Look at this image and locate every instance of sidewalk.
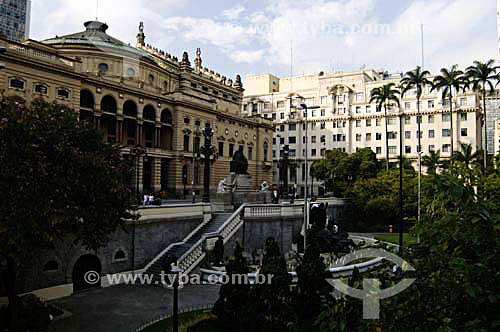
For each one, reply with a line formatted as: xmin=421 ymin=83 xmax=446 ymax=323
xmin=49 ymin=283 xmax=220 ymax=332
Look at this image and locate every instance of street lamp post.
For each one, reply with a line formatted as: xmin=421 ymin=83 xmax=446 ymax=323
xmin=192 ymin=125 xmax=201 ymax=204
xmin=282 ymin=145 xmax=290 ymax=199
xmin=170 ymin=265 xmax=181 ymax=332
xmin=398 ymin=111 xmax=404 ymax=253
xmin=0 ymin=46 xmax=6 ymax=70
xmin=201 ymin=123 xmax=215 ymax=203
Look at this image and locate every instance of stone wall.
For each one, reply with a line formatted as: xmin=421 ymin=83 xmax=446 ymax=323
xmin=13 ymin=205 xmax=208 ymax=294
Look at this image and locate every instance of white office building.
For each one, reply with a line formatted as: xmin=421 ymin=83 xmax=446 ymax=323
xmin=243 ymin=70 xmax=482 ymax=196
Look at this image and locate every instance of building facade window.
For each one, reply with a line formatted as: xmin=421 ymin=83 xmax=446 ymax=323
xmin=34 ymin=83 xmax=48 ymax=95
xmin=57 ymin=88 xmax=70 ymax=99
xmin=98 ymin=63 xmax=109 ymax=73
xmin=218 ymin=142 xmax=224 ymax=157
xmin=461 ymin=128 xmax=468 ymax=137
xmin=183 ymin=135 xmax=190 ymax=152
xmin=429 ymin=130 xmax=435 ymax=138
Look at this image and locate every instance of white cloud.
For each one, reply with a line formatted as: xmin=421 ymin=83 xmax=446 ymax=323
xmin=28 ymin=0 xmax=497 ymax=76
xmin=222 ymin=5 xmax=246 ymax=20
xmin=228 ymin=50 xmax=265 ymax=63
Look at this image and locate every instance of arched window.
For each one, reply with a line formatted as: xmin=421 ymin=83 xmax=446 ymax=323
xmin=33 ymin=83 xmax=48 ymax=95
xmin=143 ymin=105 xmax=156 ymax=121
xmin=126 ymin=68 xmax=136 ymax=77
xmin=114 ymin=250 xmax=126 ymax=261
xmin=161 ymin=109 xmax=172 ymax=125
xmin=101 ymin=95 xmax=117 ymax=113
xmin=43 ymin=260 xmax=59 ymax=272
xmin=80 ymin=89 xmax=95 ymax=109
xmin=263 ymin=141 xmax=269 ymax=162
xmin=9 ymin=78 xmax=25 ymax=90
xmin=98 ymin=63 xmax=109 ymax=73
xmin=123 ymin=100 xmax=138 ymax=118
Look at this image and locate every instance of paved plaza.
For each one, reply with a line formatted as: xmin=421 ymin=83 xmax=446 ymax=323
xmin=49 ymin=284 xmax=220 ymax=332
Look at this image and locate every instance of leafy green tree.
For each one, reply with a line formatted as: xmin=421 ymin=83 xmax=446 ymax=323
xmin=311 ymin=148 xmax=381 ymax=197
xmin=466 ymin=60 xmax=498 ymax=169
xmin=0 ymin=99 xmax=133 ymax=329
xmin=292 ymin=227 xmax=332 ymax=332
xmin=213 ymin=242 xmax=250 ymax=332
xmin=346 ymin=170 xmax=419 ymax=231
xmin=369 ymin=83 xmax=401 ymax=171
xmin=320 ymin=171 xmax=500 ymax=331
xmin=451 ymin=143 xmax=482 ymax=181
xmin=422 ymin=150 xmax=442 ymax=175
xmin=431 ymin=65 xmax=469 ymax=154
xmin=248 ymin=237 xmax=293 ymax=332
xmin=401 ymin=66 xmax=432 ymax=164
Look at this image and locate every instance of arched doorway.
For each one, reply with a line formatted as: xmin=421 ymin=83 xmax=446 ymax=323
xmin=123 ymin=100 xmax=138 ymax=146
xmin=143 ymin=105 xmax=156 ymax=148
xmin=72 ymin=254 xmax=102 ymax=293
xmin=160 ymin=109 xmax=173 ymax=150
xmin=80 ymin=89 xmax=95 ymax=124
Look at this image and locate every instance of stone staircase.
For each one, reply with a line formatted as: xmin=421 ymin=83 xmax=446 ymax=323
xmin=144 ymin=209 xmax=243 ymax=285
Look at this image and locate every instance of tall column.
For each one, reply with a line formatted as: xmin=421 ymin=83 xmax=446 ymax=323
xmin=94 ymin=114 xmax=101 ymax=131
xmin=155 ymin=125 xmax=161 ymax=148
xmin=153 ymin=157 xmax=162 ymax=193
xmin=116 ymin=118 xmax=123 ymax=144
xmin=137 ymin=122 xmax=143 ymax=146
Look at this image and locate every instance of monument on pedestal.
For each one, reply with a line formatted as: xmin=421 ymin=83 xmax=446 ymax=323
xmin=220 ymin=146 xmax=271 ymax=207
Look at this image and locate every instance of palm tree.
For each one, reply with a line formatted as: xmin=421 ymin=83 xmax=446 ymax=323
xmin=401 ymin=66 xmax=432 ymax=224
xmin=431 ymin=65 xmax=469 ymax=155
xmin=422 ymin=150 xmax=441 ymax=175
xmin=370 ymin=83 xmax=401 ymax=171
xmin=466 ymin=60 xmax=498 ymax=169
xmin=452 ymin=143 xmax=483 ymax=179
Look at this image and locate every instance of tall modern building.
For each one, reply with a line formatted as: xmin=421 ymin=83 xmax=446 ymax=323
xmin=243 ymin=71 xmax=482 ymax=195
xmin=0 ymin=0 xmax=31 ymax=41
xmin=498 ymin=0 xmax=500 ymax=60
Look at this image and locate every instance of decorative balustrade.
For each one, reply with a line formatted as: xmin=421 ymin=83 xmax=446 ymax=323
xmin=177 ymin=204 xmax=246 ymax=274
xmin=9 ymin=45 xmax=74 ymax=67
xmin=243 ymin=204 xmax=304 ymax=219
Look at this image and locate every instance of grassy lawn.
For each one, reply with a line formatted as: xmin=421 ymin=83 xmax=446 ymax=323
xmin=375 ymin=233 xmax=417 ymax=246
xmin=142 ymin=309 xmax=214 ymax=332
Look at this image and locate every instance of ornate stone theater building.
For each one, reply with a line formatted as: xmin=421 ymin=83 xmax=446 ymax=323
xmin=0 ymin=20 xmax=273 ymax=197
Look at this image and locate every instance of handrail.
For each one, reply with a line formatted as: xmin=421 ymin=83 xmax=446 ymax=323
xmin=142 ymin=206 xmax=212 ymax=273
xmin=177 ymin=204 xmax=246 ymax=273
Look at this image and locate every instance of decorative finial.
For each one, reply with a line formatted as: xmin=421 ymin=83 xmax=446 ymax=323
xmin=233 ymin=74 xmax=243 ymax=91
xmin=137 ymin=21 xmax=145 ymax=48
xmin=194 ymin=48 xmax=202 ymax=71
xmin=180 ymin=51 xmax=192 ymax=71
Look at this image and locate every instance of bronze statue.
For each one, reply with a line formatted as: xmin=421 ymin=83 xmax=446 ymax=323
xmin=230 ymin=146 xmax=248 ymax=175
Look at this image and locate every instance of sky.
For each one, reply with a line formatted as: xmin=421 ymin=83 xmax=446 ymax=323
xmin=30 ymin=0 xmax=499 ymax=80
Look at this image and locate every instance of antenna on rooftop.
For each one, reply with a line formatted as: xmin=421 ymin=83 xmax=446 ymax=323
xmin=420 ymin=23 xmax=425 ymax=69
xmin=96 ymin=0 xmax=99 ymax=20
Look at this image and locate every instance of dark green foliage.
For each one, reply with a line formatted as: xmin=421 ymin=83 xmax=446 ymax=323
xmin=0 ymin=98 xmax=134 ymax=329
xmin=213 ymin=242 xmax=250 ymax=332
xmin=247 ymin=238 xmax=293 ymax=332
xmin=310 ymin=148 xmax=382 ymax=197
xmin=291 ymin=227 xmax=333 ymax=332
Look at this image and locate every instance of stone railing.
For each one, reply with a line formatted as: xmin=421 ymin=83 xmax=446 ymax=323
xmin=8 ymin=44 xmax=74 ymax=68
xmin=137 ymin=203 xmax=212 ymax=223
xmin=177 ymin=204 xmax=246 ymax=274
xmin=243 ymin=204 xmax=304 ymax=219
